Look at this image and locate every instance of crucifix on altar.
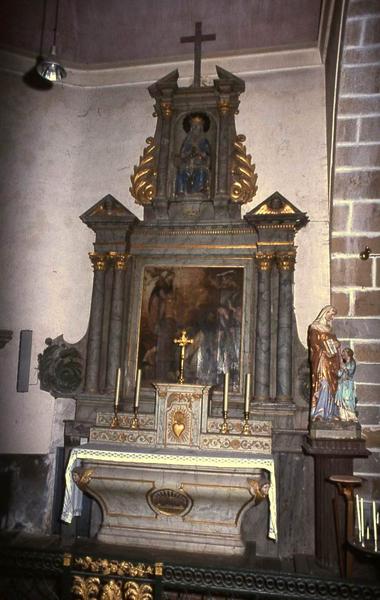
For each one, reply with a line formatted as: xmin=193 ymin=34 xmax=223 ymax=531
xmin=181 ymin=22 xmax=216 ymax=86
xmin=174 ymin=330 xmax=194 ymax=384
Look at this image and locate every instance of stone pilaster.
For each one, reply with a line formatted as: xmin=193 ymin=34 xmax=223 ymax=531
xmin=253 ymin=253 xmax=273 ymax=402
xmin=216 ymin=98 xmax=232 ymax=199
xmin=275 ymin=252 xmax=296 ymax=402
xmin=106 ymin=252 xmax=128 ymax=392
xmin=85 ymin=252 xmax=108 ymax=393
xmin=156 ymin=98 xmax=173 ymax=202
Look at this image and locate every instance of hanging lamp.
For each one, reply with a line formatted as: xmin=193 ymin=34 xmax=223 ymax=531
xmin=37 ymin=0 xmax=66 ymax=82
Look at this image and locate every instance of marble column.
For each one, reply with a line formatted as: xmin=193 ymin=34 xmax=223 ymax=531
xmin=85 ymin=252 xmax=107 ymax=393
xmin=254 ymin=253 xmax=273 ymax=402
xmin=106 ymin=253 xmax=128 ymax=392
xmin=276 ymin=253 xmax=296 ymax=402
xmin=156 ymin=99 xmax=172 ymax=200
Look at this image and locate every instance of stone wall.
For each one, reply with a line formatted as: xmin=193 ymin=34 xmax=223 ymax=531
xmin=331 ymin=0 xmax=380 ymax=495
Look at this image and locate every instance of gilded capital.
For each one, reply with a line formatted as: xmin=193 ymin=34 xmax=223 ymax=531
xmin=255 ymin=252 xmax=274 ymax=271
xmin=89 ymin=252 xmax=107 ymax=271
xmin=276 ymin=253 xmax=296 ymax=271
xmin=108 ymin=252 xmax=129 ymax=270
xmin=217 ymin=99 xmax=231 ymax=116
xmin=160 ymin=100 xmax=173 ymax=119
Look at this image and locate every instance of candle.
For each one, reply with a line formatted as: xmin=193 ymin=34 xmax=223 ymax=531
xmin=223 ymin=372 xmax=229 ymax=412
xmin=244 ymin=373 xmax=251 ymax=414
xmin=134 ymin=368 xmax=142 ymax=409
xmin=114 ymin=368 xmax=121 ymax=409
xmin=373 ymin=501 xmax=377 ymax=550
xmin=356 ymin=495 xmax=362 ymax=542
xmin=366 ymin=524 xmax=370 ymax=541
xmin=360 ymin=497 xmax=365 ymax=543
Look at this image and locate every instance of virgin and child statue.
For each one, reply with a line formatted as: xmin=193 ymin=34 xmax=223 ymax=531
xmin=175 ymin=114 xmax=210 ymax=196
xmin=308 ymin=305 xmax=358 ymax=424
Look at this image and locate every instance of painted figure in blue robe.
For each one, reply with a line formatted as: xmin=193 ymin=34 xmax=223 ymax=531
xmin=335 ymin=347 xmax=358 ymax=422
xmin=176 ymin=115 xmax=210 ymax=195
xmin=309 ymin=305 xmax=341 ymax=421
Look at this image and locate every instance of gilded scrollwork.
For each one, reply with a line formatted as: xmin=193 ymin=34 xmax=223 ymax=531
xmin=130 ymin=137 xmax=158 ymax=206
xmin=231 ymin=134 xmax=258 ymax=204
xmin=73 ymin=469 xmax=93 ymax=491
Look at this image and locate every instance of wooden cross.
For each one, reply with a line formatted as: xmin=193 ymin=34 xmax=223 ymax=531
xmin=181 ymin=22 xmax=216 ymax=87
xmin=173 ymin=330 xmax=194 ymax=384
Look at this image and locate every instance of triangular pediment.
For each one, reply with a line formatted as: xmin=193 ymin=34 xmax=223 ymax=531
xmin=249 ymin=192 xmax=304 ymax=216
xmin=80 ymin=195 xmax=137 ymax=224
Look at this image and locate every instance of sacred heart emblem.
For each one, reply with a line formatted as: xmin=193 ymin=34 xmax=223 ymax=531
xmin=173 ymin=422 xmax=185 ymax=438
xmin=172 ymin=410 xmax=186 ymax=438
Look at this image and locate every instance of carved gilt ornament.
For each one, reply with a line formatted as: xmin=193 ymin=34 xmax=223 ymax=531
xmin=130 ymin=137 xmax=158 ymax=206
xmin=231 ymin=135 xmax=258 ymax=204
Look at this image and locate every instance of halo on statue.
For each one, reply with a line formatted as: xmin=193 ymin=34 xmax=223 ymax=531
xmin=183 ymin=112 xmax=210 ymax=133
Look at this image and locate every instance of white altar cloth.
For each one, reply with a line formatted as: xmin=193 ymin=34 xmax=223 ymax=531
xmin=61 ymin=444 xmax=277 ymax=540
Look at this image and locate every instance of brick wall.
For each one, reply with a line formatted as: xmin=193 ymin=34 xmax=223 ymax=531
xmin=331 ymin=0 xmax=380 ymax=494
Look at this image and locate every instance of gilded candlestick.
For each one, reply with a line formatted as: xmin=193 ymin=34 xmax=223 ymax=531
xmin=130 ymin=407 xmax=140 ymax=429
xmin=219 ymin=410 xmax=231 ymax=434
xmin=242 ymin=411 xmax=251 ymax=435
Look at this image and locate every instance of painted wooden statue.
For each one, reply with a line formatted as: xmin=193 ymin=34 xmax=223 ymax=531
xmin=308 ymin=305 xmax=357 ymax=423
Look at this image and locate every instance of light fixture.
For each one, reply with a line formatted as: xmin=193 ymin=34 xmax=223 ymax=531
xmin=37 ymin=0 xmax=66 ymax=82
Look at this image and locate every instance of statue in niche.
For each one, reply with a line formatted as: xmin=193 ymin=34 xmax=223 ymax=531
xmin=336 ymin=347 xmax=358 ymax=422
xmin=309 ymin=305 xmax=341 ymax=422
xmin=175 ymin=113 xmax=210 ymax=196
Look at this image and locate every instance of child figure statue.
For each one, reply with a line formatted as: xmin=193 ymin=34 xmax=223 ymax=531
xmin=335 ymin=347 xmax=358 ymax=422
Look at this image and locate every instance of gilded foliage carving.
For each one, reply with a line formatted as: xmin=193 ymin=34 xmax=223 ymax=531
xmin=72 ymin=576 xmax=101 ymax=599
xmin=101 ymin=580 xmax=122 ymax=600
xmin=230 ymin=134 xmax=258 ymax=204
xmin=124 ymin=581 xmax=153 ymax=600
xmin=130 ymin=137 xmax=157 ymax=206
xmin=71 ymin=577 xmax=153 ymax=600
xmin=74 ymin=557 xmax=154 ymax=578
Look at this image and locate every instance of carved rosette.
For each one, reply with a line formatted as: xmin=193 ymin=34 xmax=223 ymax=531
xmin=276 ymin=252 xmax=296 ymax=271
xmin=89 ymin=252 xmax=107 ymax=271
xmin=230 ymin=134 xmax=258 ymax=204
xmin=254 ymin=252 xmax=274 ymax=271
xmin=129 ymin=137 xmax=158 ymax=206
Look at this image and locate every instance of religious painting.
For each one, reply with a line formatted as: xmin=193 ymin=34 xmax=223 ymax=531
xmin=137 ymin=266 xmax=244 ymax=390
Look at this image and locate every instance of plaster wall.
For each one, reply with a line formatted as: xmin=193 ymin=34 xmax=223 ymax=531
xmin=0 ymin=56 xmax=329 ymax=456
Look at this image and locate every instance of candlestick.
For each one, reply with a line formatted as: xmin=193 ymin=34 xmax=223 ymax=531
xmin=114 ymin=367 xmax=121 ymax=409
xmin=373 ymin=501 xmax=377 ymax=551
xmin=219 ymin=410 xmax=231 ymax=434
xmin=134 ymin=368 xmax=141 ymax=409
xmin=360 ymin=498 xmax=365 ymax=545
xmin=223 ymin=372 xmax=229 ymax=412
xmin=356 ymin=495 xmax=362 ymax=542
xmin=244 ymin=373 xmax=251 ymax=414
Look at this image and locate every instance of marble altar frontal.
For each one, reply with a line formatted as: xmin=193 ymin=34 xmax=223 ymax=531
xmin=41 ymin=26 xmax=311 ymax=558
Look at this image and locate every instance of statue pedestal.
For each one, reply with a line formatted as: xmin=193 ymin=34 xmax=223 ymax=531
xmin=303 ymin=435 xmax=369 ymax=571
